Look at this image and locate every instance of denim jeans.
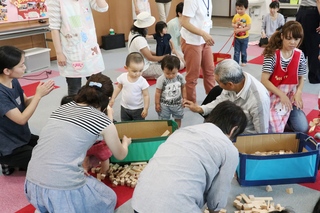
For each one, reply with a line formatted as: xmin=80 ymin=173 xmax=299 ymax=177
xmin=286 ymin=105 xmax=309 ymax=133
xmin=233 ymin=37 xmax=249 ymax=64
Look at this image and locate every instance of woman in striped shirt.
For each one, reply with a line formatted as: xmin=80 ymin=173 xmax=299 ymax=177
xmin=261 ymin=21 xmax=308 ymax=133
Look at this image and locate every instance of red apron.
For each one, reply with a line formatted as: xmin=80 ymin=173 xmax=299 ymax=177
xmin=269 ymin=49 xmax=301 ymax=132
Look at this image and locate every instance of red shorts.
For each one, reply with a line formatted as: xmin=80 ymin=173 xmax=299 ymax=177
xmin=86 ymin=140 xmax=112 ymax=161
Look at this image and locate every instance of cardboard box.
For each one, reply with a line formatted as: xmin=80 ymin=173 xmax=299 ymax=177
xmin=234 ymin=133 xmax=319 ymax=186
xmin=110 ymin=120 xmax=178 ymax=163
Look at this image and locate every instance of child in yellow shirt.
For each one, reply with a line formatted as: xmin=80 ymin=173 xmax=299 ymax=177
xmin=232 ymin=0 xmax=251 ymax=66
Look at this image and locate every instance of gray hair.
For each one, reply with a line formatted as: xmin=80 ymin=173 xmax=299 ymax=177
xmin=214 ymin=59 xmax=244 ymax=84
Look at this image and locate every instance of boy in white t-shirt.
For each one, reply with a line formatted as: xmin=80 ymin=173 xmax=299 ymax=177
xmin=109 ymin=52 xmax=150 ymax=121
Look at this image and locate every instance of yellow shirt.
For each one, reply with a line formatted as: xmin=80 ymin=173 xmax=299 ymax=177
xmin=232 ymin=13 xmax=252 ymax=39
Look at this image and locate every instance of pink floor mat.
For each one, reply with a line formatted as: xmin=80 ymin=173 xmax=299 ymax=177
xmin=18 ymin=70 xmax=60 ymax=87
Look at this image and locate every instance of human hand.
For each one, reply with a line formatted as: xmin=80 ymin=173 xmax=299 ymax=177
xmin=35 ymin=80 xmax=55 ymax=98
xmin=122 ymin=135 xmax=132 ymax=146
xmin=183 ymin=100 xmax=201 ymax=113
xmin=316 ymin=25 xmax=320 ymax=34
xmin=261 ymin=32 xmax=266 ymax=38
xmin=141 ymin=108 xmax=148 ymax=118
xmin=57 ymin=52 xmax=67 ymax=67
xmin=155 ymin=103 xmax=161 ymax=112
xmin=279 ymin=94 xmax=293 ymax=111
xmin=202 ymin=31 xmax=214 ymax=46
xmin=293 ymin=92 xmax=303 ymax=109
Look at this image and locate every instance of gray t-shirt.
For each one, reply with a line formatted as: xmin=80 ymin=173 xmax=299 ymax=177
xmin=26 ymin=102 xmax=111 ymax=190
xmin=132 ymin=123 xmax=239 ymax=212
xmin=261 ymin=13 xmax=285 ymax=38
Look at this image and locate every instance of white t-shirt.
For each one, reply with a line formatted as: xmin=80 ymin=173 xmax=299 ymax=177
xmin=128 ymin=32 xmax=151 ymax=72
xmin=180 ymin=0 xmax=212 ymax=45
xmin=117 ymin=73 xmax=149 ymax=109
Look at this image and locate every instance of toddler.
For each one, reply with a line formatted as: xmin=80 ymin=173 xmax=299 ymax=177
xmin=232 ymin=0 xmax=251 ymax=66
xmin=155 ymin=55 xmax=186 ymax=127
xmin=109 ymin=52 xmax=150 ymax=121
xmin=148 ymin=21 xmax=185 ymax=69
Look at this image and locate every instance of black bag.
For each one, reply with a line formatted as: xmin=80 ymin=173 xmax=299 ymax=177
xmin=259 ymin=37 xmax=269 ymax=47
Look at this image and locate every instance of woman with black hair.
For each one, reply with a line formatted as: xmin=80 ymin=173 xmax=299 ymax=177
xmin=128 ymin=12 xmax=166 ymax=79
xmin=25 ymin=73 xmax=131 ymax=213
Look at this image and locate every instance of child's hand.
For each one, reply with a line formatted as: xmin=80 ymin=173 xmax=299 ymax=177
xmin=155 ymin=103 xmax=161 ymax=112
xmin=279 ymin=94 xmax=293 ymax=111
xmin=141 ymin=108 xmax=148 ymax=118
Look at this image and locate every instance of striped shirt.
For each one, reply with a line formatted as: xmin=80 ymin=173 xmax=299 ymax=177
xmin=262 ymin=49 xmax=307 ymax=76
xmin=26 ymin=102 xmax=111 ymax=190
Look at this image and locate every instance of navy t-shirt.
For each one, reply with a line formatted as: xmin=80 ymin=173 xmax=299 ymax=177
xmin=153 ymin=33 xmax=172 ymax=56
xmin=0 ymin=78 xmax=31 ymax=156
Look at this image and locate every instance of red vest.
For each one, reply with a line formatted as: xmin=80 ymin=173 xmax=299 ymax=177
xmin=269 ymin=49 xmax=300 ymax=87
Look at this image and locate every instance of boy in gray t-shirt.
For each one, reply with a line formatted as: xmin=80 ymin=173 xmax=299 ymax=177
xmin=155 ymin=55 xmax=185 ymax=127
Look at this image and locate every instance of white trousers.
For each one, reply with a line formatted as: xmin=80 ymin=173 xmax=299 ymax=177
xmin=156 ymin=2 xmax=171 ymax=22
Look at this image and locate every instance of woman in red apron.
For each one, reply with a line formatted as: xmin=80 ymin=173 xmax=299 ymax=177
xmin=261 ymin=21 xmax=308 ymax=133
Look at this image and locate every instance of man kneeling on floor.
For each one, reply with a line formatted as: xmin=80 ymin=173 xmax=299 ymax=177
xmin=131 ymin=100 xmax=247 ymax=213
xmin=184 ymin=58 xmax=270 ymax=134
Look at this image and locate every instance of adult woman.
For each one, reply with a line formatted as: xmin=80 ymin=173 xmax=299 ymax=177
xmin=0 ymin=46 xmax=54 ymax=175
xmin=47 ymin=0 xmax=109 ymax=95
xmin=128 ymin=12 xmax=166 ymax=79
xmin=25 ymin=73 xmax=131 ymax=212
xmin=155 ymin=0 xmax=172 ymax=22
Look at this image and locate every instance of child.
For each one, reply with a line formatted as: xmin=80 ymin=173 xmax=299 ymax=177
xmin=261 ymin=21 xmax=309 ymax=133
xmin=109 ymin=52 xmax=150 ymax=121
xmin=61 ymin=95 xmax=113 ymax=179
xmin=0 ymin=46 xmax=54 ymax=175
xmin=232 ymin=0 xmax=251 ymax=66
xmin=260 ymin=1 xmax=285 ymax=47
xmin=155 ymin=55 xmax=186 ymax=127
xmin=147 ymin=21 xmax=185 ymax=69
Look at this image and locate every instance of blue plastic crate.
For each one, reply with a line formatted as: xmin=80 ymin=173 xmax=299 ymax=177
xmin=234 ymin=133 xmax=320 ymax=186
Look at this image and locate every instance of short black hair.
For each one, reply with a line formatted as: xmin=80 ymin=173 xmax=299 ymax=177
xmin=205 ymin=100 xmax=247 ymax=141
xmin=236 ymin=0 xmax=248 ymax=9
xmin=125 ymin=52 xmax=144 ymax=67
xmin=161 ymin=55 xmax=180 ymax=71
xmin=0 ymin=46 xmax=24 ymax=74
xmin=269 ymin=1 xmax=280 ymax=9
xmin=155 ymin=21 xmax=167 ymax=35
xmin=175 ymin=2 xmax=184 ymax=17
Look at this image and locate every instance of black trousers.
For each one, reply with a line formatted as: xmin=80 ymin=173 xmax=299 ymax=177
xmin=0 ymin=134 xmax=38 ymax=170
xmin=296 ymin=6 xmax=320 ymax=83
